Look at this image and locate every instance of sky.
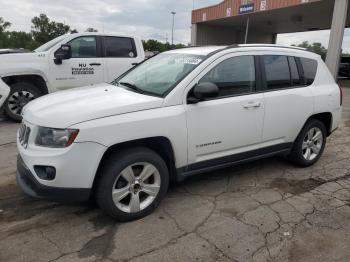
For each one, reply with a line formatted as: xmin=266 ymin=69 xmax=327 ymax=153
xmin=0 ymin=0 xmax=349 ymax=51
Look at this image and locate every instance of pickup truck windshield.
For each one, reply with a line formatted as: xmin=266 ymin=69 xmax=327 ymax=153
xmin=34 ymin=35 xmax=68 ymax=52
xmin=117 ymin=53 xmax=205 ymax=96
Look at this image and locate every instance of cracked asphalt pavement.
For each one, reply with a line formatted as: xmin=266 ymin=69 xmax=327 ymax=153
xmin=1 ymin=86 xmax=350 ymax=262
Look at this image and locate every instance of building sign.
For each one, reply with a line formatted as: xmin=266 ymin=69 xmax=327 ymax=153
xmin=260 ymin=0 xmax=267 ymax=11
xmin=301 ymin=0 xmax=309 ymax=3
xmin=226 ymin=7 xmax=232 ymax=17
xmin=239 ymin=3 xmax=254 ymax=14
xmin=202 ymin=12 xmax=207 ymax=21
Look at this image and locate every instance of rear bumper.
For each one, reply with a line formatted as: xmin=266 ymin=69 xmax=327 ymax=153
xmin=0 ymin=78 xmax=10 ymax=109
xmin=16 ymin=154 xmax=91 ymax=202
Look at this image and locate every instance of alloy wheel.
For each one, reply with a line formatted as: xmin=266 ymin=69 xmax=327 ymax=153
xmin=111 ymin=162 xmax=161 ymax=213
xmin=302 ymin=127 xmax=323 ymax=161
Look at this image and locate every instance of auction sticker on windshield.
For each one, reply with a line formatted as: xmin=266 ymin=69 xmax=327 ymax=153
xmin=175 ymin=57 xmax=202 ymax=65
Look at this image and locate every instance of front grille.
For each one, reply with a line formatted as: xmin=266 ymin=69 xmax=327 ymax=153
xmin=18 ymin=123 xmax=31 ymax=148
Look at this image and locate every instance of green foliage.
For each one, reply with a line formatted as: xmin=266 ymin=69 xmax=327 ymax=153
xmin=142 ymin=39 xmax=186 ymax=52
xmin=85 ymin=28 xmax=98 ymax=32
xmin=0 ymin=17 xmax=11 ymax=33
xmin=0 ymin=31 xmax=37 ymax=50
xmin=295 ymin=41 xmax=328 ymax=60
xmin=0 ymin=14 xmax=75 ymax=50
xmin=31 ymin=14 xmax=70 ymax=44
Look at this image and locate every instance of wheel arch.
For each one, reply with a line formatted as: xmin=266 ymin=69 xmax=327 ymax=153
xmin=2 ymin=74 xmax=48 ymax=95
xmin=91 ymin=136 xmax=177 ymax=194
xmin=306 ymin=112 xmax=333 ymax=136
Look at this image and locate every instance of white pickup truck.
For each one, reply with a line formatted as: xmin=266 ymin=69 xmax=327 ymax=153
xmin=0 ymin=33 xmax=145 ymax=121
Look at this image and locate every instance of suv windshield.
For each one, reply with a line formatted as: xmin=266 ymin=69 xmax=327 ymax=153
xmin=34 ymin=35 xmax=68 ymax=52
xmin=116 ymin=53 xmax=205 ymax=96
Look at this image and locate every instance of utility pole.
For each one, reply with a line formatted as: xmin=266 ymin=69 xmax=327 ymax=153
xmin=244 ymin=16 xmax=250 ymax=44
xmin=171 ymin=11 xmax=176 ymax=47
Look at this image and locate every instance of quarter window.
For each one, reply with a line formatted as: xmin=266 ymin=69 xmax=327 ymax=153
xmin=199 ymin=56 xmax=255 ymax=97
xmin=104 ymin=37 xmax=137 ymax=58
xmin=263 ymin=55 xmax=290 ymax=90
xmin=69 ymin=36 xmax=97 ymax=58
xmin=300 ymin=57 xmax=318 ymax=85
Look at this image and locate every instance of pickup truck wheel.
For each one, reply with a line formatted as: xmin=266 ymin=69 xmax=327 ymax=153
xmin=96 ymin=147 xmax=169 ymax=221
xmin=288 ymin=119 xmax=326 ymax=167
xmin=4 ymin=82 xmax=42 ymax=122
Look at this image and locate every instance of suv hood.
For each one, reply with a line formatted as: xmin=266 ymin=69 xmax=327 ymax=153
xmin=23 ymin=83 xmax=164 ymax=128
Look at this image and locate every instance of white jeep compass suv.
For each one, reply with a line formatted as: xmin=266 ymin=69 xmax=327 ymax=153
xmin=17 ymin=45 xmax=342 ymax=221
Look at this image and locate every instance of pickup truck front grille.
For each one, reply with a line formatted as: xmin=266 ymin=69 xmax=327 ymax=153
xmin=18 ymin=123 xmax=31 ymax=148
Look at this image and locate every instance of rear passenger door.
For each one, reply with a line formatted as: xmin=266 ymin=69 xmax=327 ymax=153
xmin=261 ymin=54 xmax=314 ymax=145
xmin=102 ymin=36 xmax=140 ymax=82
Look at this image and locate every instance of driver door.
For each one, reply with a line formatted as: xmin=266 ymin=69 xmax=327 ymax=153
xmin=185 ymin=54 xmax=265 ymax=169
xmin=49 ymin=36 xmax=104 ymax=90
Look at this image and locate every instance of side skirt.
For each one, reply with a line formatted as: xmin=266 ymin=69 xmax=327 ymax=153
xmin=176 ymin=143 xmax=293 ymax=181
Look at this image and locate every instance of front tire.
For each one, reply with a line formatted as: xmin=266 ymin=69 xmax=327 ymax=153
xmin=4 ymin=82 xmax=42 ymax=122
xmin=288 ymin=119 xmax=327 ymax=167
xmin=96 ymin=147 xmax=169 ymax=221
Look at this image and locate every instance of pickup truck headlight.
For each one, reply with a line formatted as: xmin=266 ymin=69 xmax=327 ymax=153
xmin=35 ymin=127 xmax=79 ymax=148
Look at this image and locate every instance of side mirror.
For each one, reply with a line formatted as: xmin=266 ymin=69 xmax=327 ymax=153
xmin=187 ymin=82 xmax=219 ymax=104
xmin=54 ymin=44 xmax=71 ymax=65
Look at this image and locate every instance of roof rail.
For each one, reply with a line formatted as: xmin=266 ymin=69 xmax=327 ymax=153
xmin=231 ymin=44 xmax=306 ymax=51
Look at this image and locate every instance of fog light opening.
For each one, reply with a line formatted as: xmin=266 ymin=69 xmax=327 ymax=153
xmin=34 ymin=166 xmax=56 ymax=181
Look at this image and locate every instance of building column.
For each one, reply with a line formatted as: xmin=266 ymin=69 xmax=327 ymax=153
xmin=326 ymin=0 xmax=348 ymax=78
xmin=191 ymin=24 xmax=197 ymax=46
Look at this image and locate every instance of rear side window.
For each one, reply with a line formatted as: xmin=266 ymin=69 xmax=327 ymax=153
xmin=300 ymin=57 xmax=318 ymax=85
xmin=263 ymin=55 xmax=290 ymax=90
xmin=104 ymin=37 xmax=137 ymax=58
xmin=199 ymin=55 xmax=256 ymax=97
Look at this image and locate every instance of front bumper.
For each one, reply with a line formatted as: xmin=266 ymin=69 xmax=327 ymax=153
xmin=17 ymin=154 xmax=91 ymax=202
xmin=0 ymin=78 xmax=10 ymax=109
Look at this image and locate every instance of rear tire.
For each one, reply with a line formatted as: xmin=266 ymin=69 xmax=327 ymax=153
xmin=96 ymin=147 xmax=169 ymax=221
xmin=288 ymin=119 xmax=327 ymax=167
xmin=4 ymin=82 xmax=42 ymax=122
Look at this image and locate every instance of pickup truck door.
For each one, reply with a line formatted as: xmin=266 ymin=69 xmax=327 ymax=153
xmin=49 ymin=35 xmax=104 ymax=90
xmin=101 ymin=36 xmax=142 ymax=83
xmin=185 ymin=54 xmax=265 ymax=170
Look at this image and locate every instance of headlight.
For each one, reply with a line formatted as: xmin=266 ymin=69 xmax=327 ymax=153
xmin=35 ymin=127 xmax=79 ymax=148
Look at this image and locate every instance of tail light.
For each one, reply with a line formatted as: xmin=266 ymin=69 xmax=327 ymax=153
xmin=339 ymin=85 xmax=343 ymax=106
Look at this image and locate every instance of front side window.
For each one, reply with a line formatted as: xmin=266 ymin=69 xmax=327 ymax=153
xmin=104 ymin=37 xmax=137 ymax=58
xmin=263 ymin=55 xmax=290 ymax=90
xmin=199 ymin=56 xmax=255 ymax=97
xmin=300 ymin=57 xmax=318 ymax=85
xmin=69 ymin=36 xmax=97 ymax=58
xmin=117 ymin=53 xmax=205 ymax=96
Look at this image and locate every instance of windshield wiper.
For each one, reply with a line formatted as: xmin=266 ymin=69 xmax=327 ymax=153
xmin=119 ymin=82 xmax=145 ymax=94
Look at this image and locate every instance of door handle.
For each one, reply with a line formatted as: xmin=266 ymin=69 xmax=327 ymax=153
xmin=243 ymin=102 xmax=261 ymax=109
xmin=89 ymin=63 xmax=101 ymax=66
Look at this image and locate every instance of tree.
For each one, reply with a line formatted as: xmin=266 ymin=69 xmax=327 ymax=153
xmin=85 ymin=27 xmax=97 ymax=32
xmin=296 ymin=41 xmax=328 ymax=60
xmin=31 ymin=14 xmax=70 ymax=45
xmin=0 ymin=17 xmax=11 ymax=33
xmin=142 ymin=39 xmax=185 ymax=52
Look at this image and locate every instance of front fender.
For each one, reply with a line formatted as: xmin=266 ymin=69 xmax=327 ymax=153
xmin=0 ymin=78 xmax=10 ymax=109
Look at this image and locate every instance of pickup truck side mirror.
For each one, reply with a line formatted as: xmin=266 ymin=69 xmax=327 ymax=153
xmin=54 ymin=44 xmax=72 ymax=65
xmin=187 ymin=82 xmax=219 ymax=104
